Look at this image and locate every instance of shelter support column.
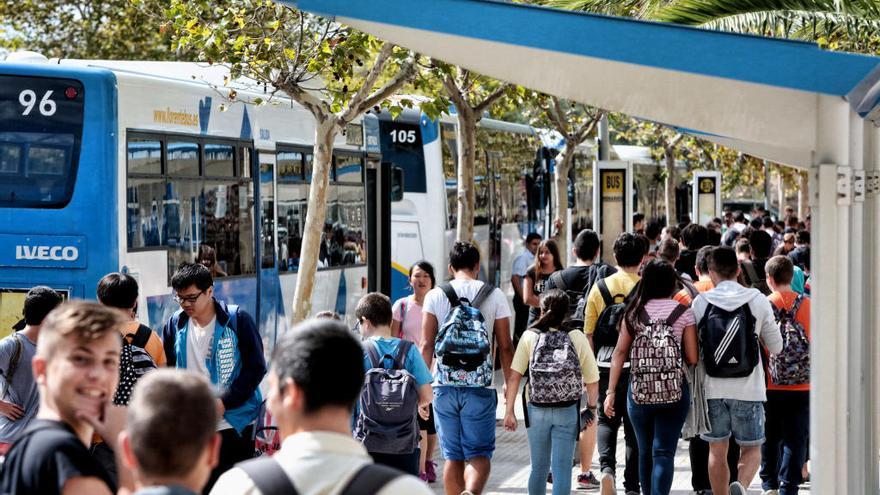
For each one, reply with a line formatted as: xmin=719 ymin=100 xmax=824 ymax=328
xmin=809 ymin=96 xmax=851 ymax=495
xmin=865 ymin=124 xmax=880 ymax=493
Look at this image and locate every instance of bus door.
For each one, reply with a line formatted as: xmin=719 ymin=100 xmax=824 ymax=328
xmin=593 ymin=161 xmax=633 ymax=264
xmin=366 ymin=157 xmax=392 ymax=296
xmin=256 ymin=150 xmax=278 ymax=343
xmin=692 ymin=171 xmax=722 ymax=225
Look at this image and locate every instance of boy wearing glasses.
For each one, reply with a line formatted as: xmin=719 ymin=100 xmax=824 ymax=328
xmin=162 ymin=262 xmax=266 ymax=494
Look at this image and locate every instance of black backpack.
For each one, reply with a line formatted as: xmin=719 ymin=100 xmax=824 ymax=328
xmin=237 ymin=455 xmax=404 ymax=495
xmin=592 ymin=278 xmax=633 ymax=367
xmin=741 ymin=261 xmax=771 ymax=296
xmin=113 ymin=323 xmax=158 ymax=406
xmin=698 ymin=302 xmax=759 ymax=378
xmin=550 ymin=264 xmax=612 ymax=331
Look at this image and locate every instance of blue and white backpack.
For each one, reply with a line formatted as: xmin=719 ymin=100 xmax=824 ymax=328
xmin=434 ymin=283 xmax=495 ymax=387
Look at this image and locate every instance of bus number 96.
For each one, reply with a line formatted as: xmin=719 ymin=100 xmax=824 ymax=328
xmin=19 ymin=89 xmax=57 ymax=117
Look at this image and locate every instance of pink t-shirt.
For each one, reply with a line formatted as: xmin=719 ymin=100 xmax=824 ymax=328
xmin=392 ymin=295 xmax=424 ymax=346
xmin=642 ymin=298 xmax=696 ymax=341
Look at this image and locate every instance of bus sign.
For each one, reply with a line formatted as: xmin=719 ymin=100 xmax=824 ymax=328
xmin=0 ymin=234 xmax=87 ymax=268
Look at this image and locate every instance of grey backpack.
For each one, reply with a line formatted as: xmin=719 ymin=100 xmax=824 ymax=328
xmin=527 ymin=329 xmax=582 ymax=405
xmin=354 ymin=340 xmax=420 ymax=454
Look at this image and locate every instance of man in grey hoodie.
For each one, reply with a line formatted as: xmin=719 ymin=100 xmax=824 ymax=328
xmin=692 ymin=247 xmax=783 ymax=495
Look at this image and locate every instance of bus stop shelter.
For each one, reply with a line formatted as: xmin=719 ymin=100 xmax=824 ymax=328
xmin=289 ymin=0 xmax=880 ymax=492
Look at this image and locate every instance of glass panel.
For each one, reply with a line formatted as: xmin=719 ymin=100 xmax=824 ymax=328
xmin=571 ymin=151 xmax=594 ymax=231
xmin=126 ymin=177 xmax=166 ymax=248
xmin=441 ymin=124 xmax=457 ymax=230
xmin=335 ymin=153 xmax=363 ymax=184
xmin=203 ymin=179 xmax=255 ymax=276
xmin=324 ymin=184 xmax=366 ymax=267
xmin=304 ymin=153 xmax=313 ymax=182
xmin=204 ymin=143 xmax=235 ymax=177
xmin=238 ymin=147 xmax=252 ymax=178
xmin=0 ymin=144 xmax=21 ymax=173
xmin=163 ymin=179 xmax=203 ymax=275
xmin=260 ymin=161 xmax=275 ymax=269
xmin=277 ymin=149 xmax=303 ymax=183
xmin=128 ymin=138 xmax=162 ymax=175
xmin=0 ymin=75 xmax=84 ymax=208
xmin=277 ymin=182 xmax=309 ymax=272
xmin=167 ymin=141 xmax=200 ymax=176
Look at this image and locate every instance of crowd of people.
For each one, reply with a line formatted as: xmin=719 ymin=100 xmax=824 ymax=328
xmin=0 ymin=206 xmax=810 ymax=495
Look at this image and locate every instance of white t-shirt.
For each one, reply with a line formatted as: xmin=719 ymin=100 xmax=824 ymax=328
xmin=187 ymin=317 xmax=232 ymax=431
xmin=422 ymin=278 xmax=511 ymax=386
xmin=511 ymin=250 xmax=533 ymax=278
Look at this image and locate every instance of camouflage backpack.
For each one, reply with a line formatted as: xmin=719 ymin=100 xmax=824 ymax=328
xmin=769 ymin=294 xmax=810 ymax=386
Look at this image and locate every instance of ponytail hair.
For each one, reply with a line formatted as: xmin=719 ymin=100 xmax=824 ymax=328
xmin=529 ymin=289 xmax=570 ymax=331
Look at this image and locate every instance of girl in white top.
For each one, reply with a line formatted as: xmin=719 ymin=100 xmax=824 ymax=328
xmin=390 ymin=260 xmax=438 ymax=483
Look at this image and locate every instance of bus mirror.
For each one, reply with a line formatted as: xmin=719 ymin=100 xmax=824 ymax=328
xmin=390 ymin=166 xmax=404 ymax=202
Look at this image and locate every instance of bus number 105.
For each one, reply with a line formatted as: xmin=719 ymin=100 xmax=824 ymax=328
xmin=389 ymin=129 xmax=417 ymax=144
xmin=19 ymin=89 xmax=57 ymax=117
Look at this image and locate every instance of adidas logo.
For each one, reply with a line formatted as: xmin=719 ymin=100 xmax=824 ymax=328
xmin=728 ymin=357 xmax=738 ymax=364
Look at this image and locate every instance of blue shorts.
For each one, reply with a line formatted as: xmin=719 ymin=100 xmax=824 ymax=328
xmin=433 ymin=386 xmax=497 ymax=461
xmin=702 ymin=398 xmax=765 ymax=446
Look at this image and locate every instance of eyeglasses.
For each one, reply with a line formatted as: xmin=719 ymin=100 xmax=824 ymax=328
xmin=174 ymin=290 xmax=205 ymax=305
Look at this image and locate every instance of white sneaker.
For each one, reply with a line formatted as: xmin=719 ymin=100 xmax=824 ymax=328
xmin=729 ymin=482 xmax=747 ymax=495
xmin=762 ymin=490 xmax=780 ymax=495
xmin=599 ymin=472 xmax=617 ymax=495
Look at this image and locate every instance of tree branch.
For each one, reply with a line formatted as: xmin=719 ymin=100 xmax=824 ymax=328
xmin=442 ymin=74 xmax=469 ymax=113
xmin=474 ymin=84 xmax=509 ymax=115
xmin=344 ymin=42 xmax=394 ymax=117
xmin=548 ymin=96 xmax=570 ymax=137
xmin=344 ymin=55 xmax=417 ymax=122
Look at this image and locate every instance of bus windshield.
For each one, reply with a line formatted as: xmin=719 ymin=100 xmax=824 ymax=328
xmin=0 ymin=75 xmax=84 ymax=208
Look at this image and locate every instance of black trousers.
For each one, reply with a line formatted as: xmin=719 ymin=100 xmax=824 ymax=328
xmin=512 ymin=295 xmax=529 ymax=348
xmin=371 ymin=448 xmax=421 ymax=476
xmin=760 ymin=390 xmax=809 ymax=494
xmin=598 ymin=370 xmax=640 ymax=493
xmin=689 ymin=436 xmax=740 ymax=490
xmin=204 ymin=425 xmax=255 ymax=494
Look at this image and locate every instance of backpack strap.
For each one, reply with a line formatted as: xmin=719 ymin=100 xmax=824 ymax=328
xmin=130 ymin=324 xmax=153 ymax=349
xmin=340 ymin=463 xmax=404 ymax=495
xmin=596 ymin=278 xmax=614 ymax=308
xmin=742 ymin=261 xmax=760 ymax=287
xmin=440 ymin=283 xmax=460 ymax=308
xmin=550 ymin=271 xmax=567 ymax=292
xmin=365 ymin=341 xmax=383 ymax=369
xmin=665 ymin=304 xmax=689 ymax=327
xmin=237 ymin=456 xmax=299 ymax=495
xmin=392 ymin=340 xmax=413 ymax=370
xmin=789 ymin=294 xmax=805 ymax=319
xmin=470 ymin=283 xmax=495 ymax=309
xmin=682 ymin=279 xmax=699 ymax=299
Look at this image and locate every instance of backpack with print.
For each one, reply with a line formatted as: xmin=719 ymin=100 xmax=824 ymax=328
xmin=550 ymin=263 xmax=611 ymax=331
xmin=768 ymin=294 xmax=810 ymax=385
xmin=355 ymin=340 xmax=420 ymax=454
xmin=527 ymin=329 xmax=583 ymax=405
xmin=592 ymin=278 xmax=632 ymax=368
xmin=114 ymin=323 xmax=158 ymax=406
xmin=630 ymin=305 xmax=688 ymax=405
xmin=698 ymin=302 xmax=759 ymax=378
xmin=434 ymin=283 xmax=495 ymax=387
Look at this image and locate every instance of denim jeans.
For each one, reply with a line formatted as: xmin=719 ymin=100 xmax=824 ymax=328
xmin=760 ymin=390 xmax=809 ymax=495
xmin=598 ymin=370 xmax=640 ymax=492
xmin=526 ymin=403 xmax=579 ymax=495
xmin=627 ymin=385 xmax=690 ymax=495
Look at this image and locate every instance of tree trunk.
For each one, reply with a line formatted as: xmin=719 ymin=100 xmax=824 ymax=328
xmin=554 ymin=148 xmax=573 ymax=264
xmin=664 ymin=146 xmax=676 ymax=225
xmin=291 ymin=118 xmax=338 ymax=323
xmin=456 ymin=108 xmax=477 ymax=243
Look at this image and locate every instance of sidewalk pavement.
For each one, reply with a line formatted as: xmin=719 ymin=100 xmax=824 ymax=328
xmin=426 ymin=388 xmax=810 ymax=495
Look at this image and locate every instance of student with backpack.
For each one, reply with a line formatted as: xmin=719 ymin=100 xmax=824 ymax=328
xmin=692 ymin=247 xmax=783 ymax=495
xmin=543 ymin=229 xmax=615 ymax=489
xmin=523 ymin=239 xmax=564 ymax=327
xmin=391 ymin=260 xmax=440 ymax=482
xmin=355 ymin=292 xmax=433 ymax=476
xmin=94 ymin=273 xmax=166 ymax=487
xmin=583 ymin=232 xmax=649 ymax=495
xmin=421 ymin=241 xmax=514 ymax=495
xmin=603 ymin=260 xmax=697 ymax=495
xmin=503 ymin=289 xmax=600 ymax=495
xmin=212 ymin=319 xmax=432 ymax=495
xmin=677 ymin=224 xmax=709 ymax=281
xmin=760 ymin=256 xmax=811 ymax=495
xmin=0 ymin=286 xmax=63 ymax=454
xmin=162 ymin=263 xmax=267 ymax=494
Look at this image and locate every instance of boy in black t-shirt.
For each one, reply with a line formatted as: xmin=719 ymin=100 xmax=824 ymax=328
xmin=0 ymin=301 xmax=127 ymax=495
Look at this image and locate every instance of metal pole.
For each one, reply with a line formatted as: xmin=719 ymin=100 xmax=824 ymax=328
xmin=598 ymin=114 xmax=610 ymax=161
xmin=763 ymin=160 xmax=771 ymax=211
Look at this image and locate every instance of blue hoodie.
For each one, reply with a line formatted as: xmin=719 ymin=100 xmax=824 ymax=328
xmin=162 ymin=299 xmax=266 ymax=434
